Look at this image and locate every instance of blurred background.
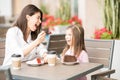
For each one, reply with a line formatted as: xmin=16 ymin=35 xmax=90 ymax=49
xmin=0 ymin=0 xmax=104 ymax=39
xmin=0 ymin=0 xmax=120 ymax=79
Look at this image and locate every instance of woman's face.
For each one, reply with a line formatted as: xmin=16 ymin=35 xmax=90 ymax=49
xmin=65 ymin=28 xmax=73 ymax=46
xmin=27 ymin=12 xmax=41 ymax=32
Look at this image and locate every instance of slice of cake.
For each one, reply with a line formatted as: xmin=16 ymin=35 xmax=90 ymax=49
xmin=63 ymin=55 xmax=77 ymax=62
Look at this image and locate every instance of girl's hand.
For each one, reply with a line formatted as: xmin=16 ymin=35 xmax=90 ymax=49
xmin=43 ymin=56 xmax=48 ymax=63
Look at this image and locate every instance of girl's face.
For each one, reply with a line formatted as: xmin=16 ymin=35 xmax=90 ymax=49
xmin=27 ymin=12 xmax=41 ymax=32
xmin=65 ymin=28 xmax=73 ymax=46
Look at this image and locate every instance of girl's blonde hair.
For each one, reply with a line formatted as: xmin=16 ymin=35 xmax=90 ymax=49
xmin=62 ymin=24 xmax=86 ymax=57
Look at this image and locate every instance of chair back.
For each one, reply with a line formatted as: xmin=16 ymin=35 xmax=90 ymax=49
xmin=0 ymin=16 xmax=5 ymax=24
xmin=47 ymin=34 xmax=66 ymax=56
xmin=0 ymin=65 xmax=13 ymax=80
xmin=0 ymin=41 xmax=5 ymax=65
xmin=85 ymin=39 xmax=114 ymax=69
xmin=91 ymin=69 xmax=117 ymax=80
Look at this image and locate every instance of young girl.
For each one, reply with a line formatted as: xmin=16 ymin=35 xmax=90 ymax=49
xmin=3 ymin=4 xmax=48 ymax=66
xmin=61 ymin=24 xmax=89 ymax=80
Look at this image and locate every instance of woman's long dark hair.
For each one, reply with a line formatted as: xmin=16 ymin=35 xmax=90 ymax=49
xmin=13 ymin=4 xmax=43 ymax=41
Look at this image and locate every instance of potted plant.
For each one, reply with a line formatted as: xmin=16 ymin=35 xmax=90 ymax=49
xmin=55 ymin=0 xmax=71 ymax=23
xmin=94 ymin=27 xmax=112 ymax=39
xmin=40 ymin=0 xmax=82 ymax=34
xmin=101 ymin=0 xmax=120 ymax=78
xmin=103 ymin=0 xmax=120 ymax=39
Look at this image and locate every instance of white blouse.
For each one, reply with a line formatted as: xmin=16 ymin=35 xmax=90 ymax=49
xmin=3 ymin=27 xmax=47 ymax=66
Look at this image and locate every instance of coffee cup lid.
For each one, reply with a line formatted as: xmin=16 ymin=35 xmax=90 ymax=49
xmin=48 ymin=51 xmax=57 ymax=54
xmin=12 ymin=54 xmax=21 ymax=57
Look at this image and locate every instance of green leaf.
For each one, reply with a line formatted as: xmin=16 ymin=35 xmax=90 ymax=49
xmin=101 ymin=32 xmax=112 ymax=39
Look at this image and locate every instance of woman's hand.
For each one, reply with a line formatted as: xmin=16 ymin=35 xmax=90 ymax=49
xmin=35 ymin=31 xmax=46 ymax=45
xmin=42 ymin=53 xmax=48 ymax=63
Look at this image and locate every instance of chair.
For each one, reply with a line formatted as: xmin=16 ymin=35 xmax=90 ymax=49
xmin=0 ymin=65 xmax=42 ymax=80
xmin=85 ymin=39 xmax=115 ymax=79
xmin=0 ymin=41 xmax=5 ymax=65
xmin=0 ymin=16 xmax=5 ymax=24
xmin=91 ymin=69 xmax=117 ymax=80
xmin=0 ymin=65 xmax=13 ymax=80
xmin=85 ymin=39 xmax=114 ymax=69
xmin=47 ymin=34 xmax=66 ymax=56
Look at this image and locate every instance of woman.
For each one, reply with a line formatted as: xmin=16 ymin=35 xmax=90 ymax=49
xmin=3 ymin=4 xmax=47 ymax=66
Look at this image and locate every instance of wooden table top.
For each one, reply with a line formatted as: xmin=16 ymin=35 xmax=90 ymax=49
xmin=12 ymin=62 xmax=103 ymax=80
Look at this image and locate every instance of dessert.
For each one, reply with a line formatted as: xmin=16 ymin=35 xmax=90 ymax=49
xmin=36 ymin=58 xmax=41 ymax=64
xmin=63 ymin=55 xmax=77 ymax=62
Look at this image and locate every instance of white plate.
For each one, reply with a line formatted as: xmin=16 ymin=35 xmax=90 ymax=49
xmin=26 ymin=59 xmax=44 ymax=66
xmin=61 ymin=61 xmax=79 ymax=65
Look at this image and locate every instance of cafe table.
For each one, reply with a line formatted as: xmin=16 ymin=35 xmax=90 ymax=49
xmin=12 ymin=62 xmax=103 ymax=80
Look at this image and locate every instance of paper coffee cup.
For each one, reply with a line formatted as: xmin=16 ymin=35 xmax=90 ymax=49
xmin=47 ymin=54 xmax=56 ymax=66
xmin=11 ymin=54 xmax=21 ymax=70
xmin=47 ymin=51 xmax=57 ymax=66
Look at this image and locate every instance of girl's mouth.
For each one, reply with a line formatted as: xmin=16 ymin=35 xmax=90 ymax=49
xmin=67 ymin=40 xmax=71 ymax=43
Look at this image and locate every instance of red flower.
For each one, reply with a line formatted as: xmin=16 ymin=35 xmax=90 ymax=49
xmin=94 ymin=27 xmax=113 ymax=39
xmin=68 ymin=16 xmax=82 ymax=26
xmin=42 ymin=14 xmax=82 ymax=28
xmin=42 ymin=14 xmax=56 ymax=28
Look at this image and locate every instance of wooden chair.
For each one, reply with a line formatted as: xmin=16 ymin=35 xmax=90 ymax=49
xmin=85 ymin=39 xmax=114 ymax=69
xmin=0 ymin=65 xmax=25 ymax=80
xmin=91 ymin=69 xmax=117 ymax=80
xmin=0 ymin=41 xmax=5 ymax=65
xmin=47 ymin=34 xmax=66 ymax=56
xmin=0 ymin=16 xmax=5 ymax=24
xmin=0 ymin=65 xmax=13 ymax=80
xmin=85 ymin=39 xmax=115 ymax=79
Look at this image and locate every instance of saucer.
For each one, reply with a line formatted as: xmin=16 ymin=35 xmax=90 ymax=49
xmin=26 ymin=58 xmax=44 ymax=67
xmin=61 ymin=61 xmax=79 ymax=65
